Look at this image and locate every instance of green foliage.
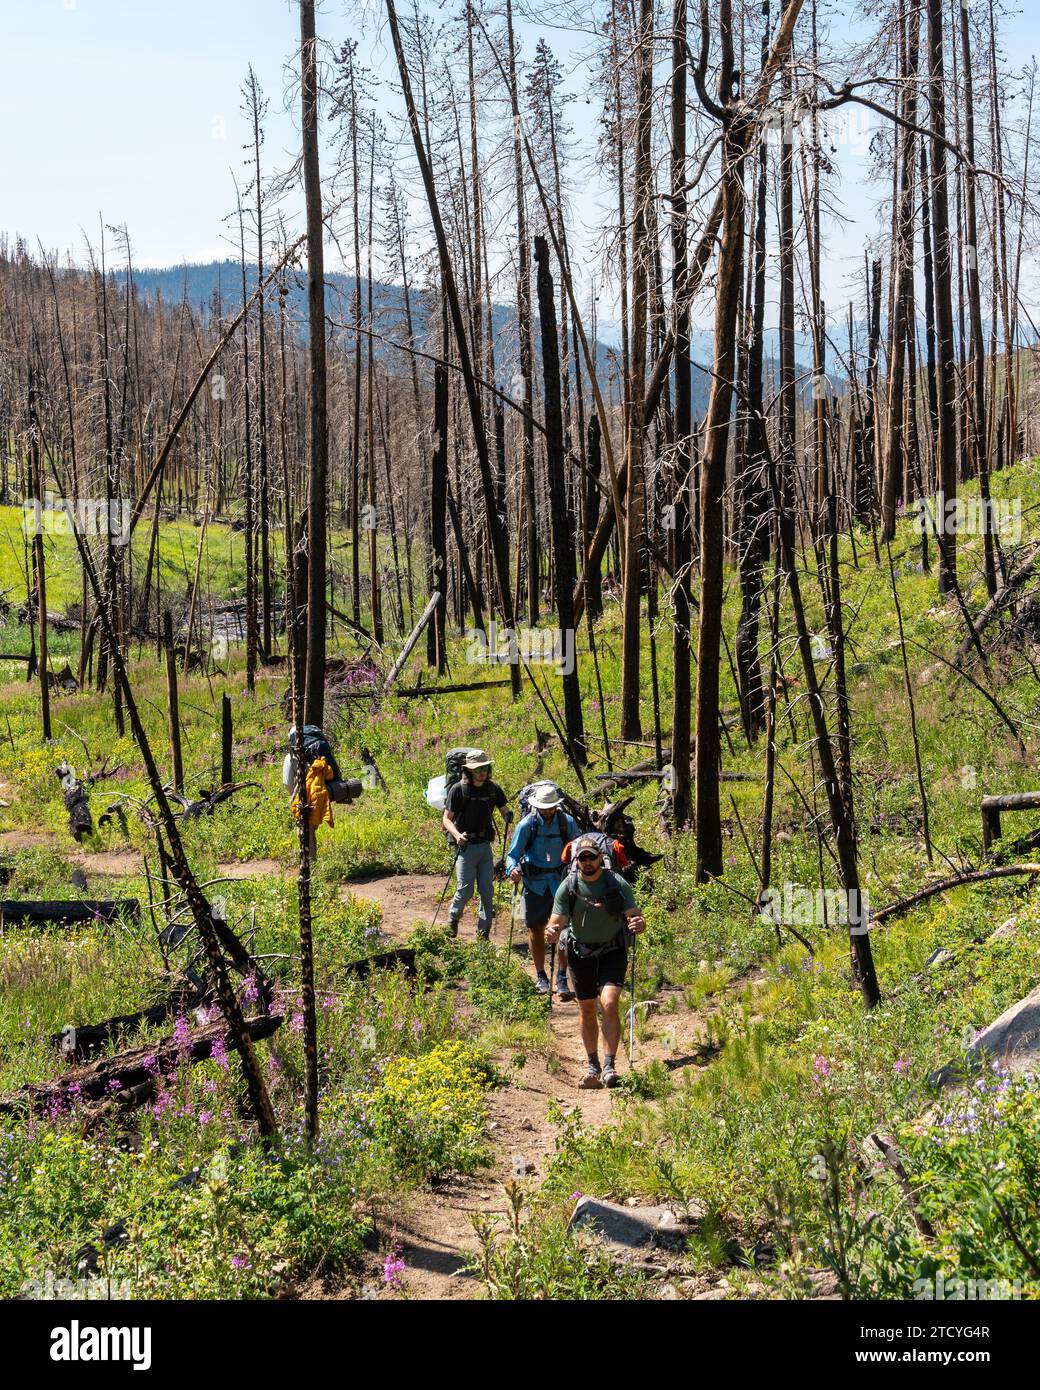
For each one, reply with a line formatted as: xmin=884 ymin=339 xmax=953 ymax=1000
xmin=357 ymin=1040 xmax=499 ymax=1182
xmin=468 ymin=1180 xmax=645 ymax=1301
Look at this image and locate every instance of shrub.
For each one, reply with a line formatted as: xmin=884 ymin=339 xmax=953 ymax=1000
xmin=359 ymin=1040 xmax=499 ymax=1182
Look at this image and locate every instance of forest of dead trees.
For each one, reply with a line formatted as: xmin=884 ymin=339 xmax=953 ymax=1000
xmin=1 ymin=0 xmax=1039 ymax=1027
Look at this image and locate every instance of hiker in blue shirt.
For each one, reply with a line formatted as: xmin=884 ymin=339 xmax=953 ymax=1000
xmin=506 ymin=784 xmax=580 ymax=998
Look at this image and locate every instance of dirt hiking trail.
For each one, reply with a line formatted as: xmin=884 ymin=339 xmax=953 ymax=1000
xmin=339 ymin=872 xmax=724 ymax=1301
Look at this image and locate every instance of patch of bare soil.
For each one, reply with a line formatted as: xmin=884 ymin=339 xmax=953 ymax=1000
xmin=340 ymin=873 xmax=446 ymax=941
xmin=336 ymin=871 xmax=725 ymax=1302
xmin=216 ymin=859 xmax=284 ymax=880
xmin=0 ymin=827 xmax=60 ymax=851
xmin=69 ymin=848 xmax=143 ymax=878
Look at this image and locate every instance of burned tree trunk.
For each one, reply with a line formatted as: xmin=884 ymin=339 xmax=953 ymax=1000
xmin=534 ymin=236 xmax=586 ymax=766
xmin=300 ymin=0 xmax=329 ymax=725
xmin=669 ymin=0 xmax=694 ymax=828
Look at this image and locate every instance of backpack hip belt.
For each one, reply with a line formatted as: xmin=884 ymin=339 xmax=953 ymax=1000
xmin=559 ymin=925 xmax=629 ymax=960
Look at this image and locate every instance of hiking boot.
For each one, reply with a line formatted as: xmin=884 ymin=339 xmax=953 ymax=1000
xmin=476 ymin=926 xmax=491 ymax=944
xmin=601 ymin=1061 xmax=620 ymax=1089
xmin=534 ymin=972 xmax=550 ymax=995
xmin=448 ymin=917 xmax=460 ymax=939
xmin=579 ymin=1064 xmax=603 ymax=1090
xmin=555 ymin=972 xmax=574 ymax=1001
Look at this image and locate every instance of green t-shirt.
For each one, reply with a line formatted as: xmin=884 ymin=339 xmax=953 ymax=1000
xmin=552 ymin=872 xmax=636 ymax=945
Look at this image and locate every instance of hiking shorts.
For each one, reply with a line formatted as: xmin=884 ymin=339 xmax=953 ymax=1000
xmin=568 ymin=945 xmax=628 ymax=1001
xmin=523 ymin=888 xmax=555 ymax=931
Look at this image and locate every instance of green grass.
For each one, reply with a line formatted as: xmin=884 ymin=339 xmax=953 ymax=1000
xmin=3 ymin=457 xmax=1040 ymax=1296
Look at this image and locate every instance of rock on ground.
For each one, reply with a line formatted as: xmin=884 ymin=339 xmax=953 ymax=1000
xmin=930 ymin=984 xmax=1040 ymax=1087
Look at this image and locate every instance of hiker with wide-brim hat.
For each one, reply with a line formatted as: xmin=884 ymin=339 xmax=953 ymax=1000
xmin=545 ymin=833 xmax=645 ymax=1089
xmin=505 ymin=782 xmax=580 ymax=996
xmin=441 ymin=749 xmax=508 ymax=940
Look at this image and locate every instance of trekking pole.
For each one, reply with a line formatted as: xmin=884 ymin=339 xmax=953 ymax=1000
xmin=628 ymin=930 xmax=637 ymax=1068
xmin=545 ymin=940 xmax=556 ymax=1070
xmin=431 ymin=841 xmax=462 ymax=931
xmin=507 ymin=881 xmax=519 ymax=954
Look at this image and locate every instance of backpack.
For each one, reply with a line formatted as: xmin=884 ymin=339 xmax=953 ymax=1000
xmin=288 ymin=724 xmax=341 ymax=782
xmin=518 ymin=781 xmax=562 ymax=817
xmin=561 ymin=833 xmax=628 ymax=919
xmin=445 ymin=747 xmax=482 ymax=797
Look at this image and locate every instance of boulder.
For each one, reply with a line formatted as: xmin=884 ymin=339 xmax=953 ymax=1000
xmin=569 ymin=1198 xmax=689 ymax=1249
xmin=929 ymin=984 xmax=1040 ymax=1087
xmin=988 ymin=917 xmax=1020 ymax=944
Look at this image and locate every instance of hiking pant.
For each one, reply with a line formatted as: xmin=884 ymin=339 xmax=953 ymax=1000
xmin=450 ymin=840 xmax=494 ymax=935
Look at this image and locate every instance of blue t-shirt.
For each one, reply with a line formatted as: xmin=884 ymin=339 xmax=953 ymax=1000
xmin=506 ymin=809 xmax=580 ymax=894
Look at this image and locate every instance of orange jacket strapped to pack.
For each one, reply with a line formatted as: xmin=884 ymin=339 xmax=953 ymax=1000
xmin=291 ymin=755 xmax=335 ymax=829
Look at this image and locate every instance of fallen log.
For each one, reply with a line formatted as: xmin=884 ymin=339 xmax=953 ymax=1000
xmin=166 ymin=781 xmax=261 ymax=821
xmin=48 ymin=984 xmax=206 ymax=1060
xmin=871 ymin=865 xmax=1040 ymax=925
xmin=396 ymin=678 xmax=514 ymax=697
xmin=0 ymin=1012 xmax=282 ymax=1117
xmin=869 ymin=1134 xmax=936 ymax=1242
xmin=345 ymin=947 xmax=416 ymax=979
xmin=0 ymin=898 xmax=140 ymax=927
xmin=980 ymin=791 xmax=1040 ymax=852
xmin=382 ymin=591 xmax=441 ymax=694
xmin=955 ymin=542 xmax=1040 ymax=661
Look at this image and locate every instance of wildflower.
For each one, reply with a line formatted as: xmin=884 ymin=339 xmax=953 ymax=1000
xmin=812 ymin=1055 xmax=831 ymax=1081
xmin=893 ymin=1058 xmax=910 ymax=1075
xmin=210 ymin=1035 xmax=229 ymax=1071
xmin=383 ymin=1250 xmax=406 ymax=1289
xmin=173 ymin=1015 xmax=192 ymax=1055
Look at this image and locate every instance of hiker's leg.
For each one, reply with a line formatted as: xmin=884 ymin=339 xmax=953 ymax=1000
xmin=525 ymin=891 xmax=551 ymax=974
xmin=598 ymin=984 xmax=623 ymax=1058
xmin=578 ymin=999 xmax=600 ymax=1056
xmin=475 ymin=843 xmax=494 ymax=935
xmin=528 ymin=924 xmax=546 ymax=974
xmin=448 ymin=844 xmax=477 ymax=922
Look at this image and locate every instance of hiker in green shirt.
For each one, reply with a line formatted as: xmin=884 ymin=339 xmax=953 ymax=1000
xmin=545 ymin=833 xmax=645 ymax=1089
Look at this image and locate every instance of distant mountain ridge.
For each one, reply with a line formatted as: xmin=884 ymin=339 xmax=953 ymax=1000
xmin=120 ymin=259 xmax=832 ymax=416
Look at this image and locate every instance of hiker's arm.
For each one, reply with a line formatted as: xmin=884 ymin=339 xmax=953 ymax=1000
xmin=442 ymin=809 xmax=467 ymax=845
xmin=544 ymin=910 xmax=568 ymax=944
xmin=624 ymin=906 xmax=646 ymax=934
xmin=505 ymin=821 xmax=528 ymax=882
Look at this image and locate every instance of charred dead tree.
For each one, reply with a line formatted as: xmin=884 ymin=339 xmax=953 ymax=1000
xmin=534 ymin=235 xmax=586 ymax=766
xmin=669 ymin=0 xmax=694 ymax=829
xmin=926 ymin=0 xmax=959 ymax=594
xmin=735 ymin=0 xmax=772 ymax=746
xmin=693 ymin=0 xmax=805 ymax=881
xmin=385 ymin=0 xmax=521 ymax=699
xmin=300 ymin=0 xmax=330 ymax=726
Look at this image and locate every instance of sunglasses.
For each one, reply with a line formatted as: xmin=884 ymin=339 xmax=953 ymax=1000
xmin=576 ymin=852 xmax=601 ymax=864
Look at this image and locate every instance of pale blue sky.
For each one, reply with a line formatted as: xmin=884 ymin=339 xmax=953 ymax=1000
xmin=3 ymin=0 xmax=1038 ymax=331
